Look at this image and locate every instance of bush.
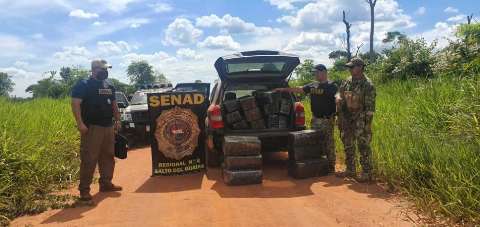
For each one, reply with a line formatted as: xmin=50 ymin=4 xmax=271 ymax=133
xmin=378 ymin=38 xmax=436 ymax=81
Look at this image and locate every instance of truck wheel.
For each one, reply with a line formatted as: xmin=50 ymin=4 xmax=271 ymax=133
xmin=223 ymin=136 xmax=261 ymax=156
xmin=288 ymin=158 xmax=329 ymax=179
xmin=222 ymin=169 xmax=263 ymax=186
xmin=224 ymin=155 xmax=262 ymax=170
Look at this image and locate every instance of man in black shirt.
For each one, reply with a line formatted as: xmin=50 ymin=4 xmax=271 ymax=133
xmin=71 ymin=59 xmax=122 ymax=203
xmin=275 ymin=64 xmax=338 ymax=173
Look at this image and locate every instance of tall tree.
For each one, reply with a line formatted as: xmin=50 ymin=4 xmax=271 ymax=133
xmin=342 ymin=10 xmax=352 ymax=61
xmin=127 ymin=61 xmax=156 ymax=86
xmin=0 ymin=72 xmax=14 ymax=97
xmin=366 ymin=0 xmax=378 ymax=62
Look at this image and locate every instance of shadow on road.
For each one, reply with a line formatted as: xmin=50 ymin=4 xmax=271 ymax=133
xmin=41 ymin=192 xmax=121 ymax=225
xmin=135 ymin=172 xmax=204 ymax=193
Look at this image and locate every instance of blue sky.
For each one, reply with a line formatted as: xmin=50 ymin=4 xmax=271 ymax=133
xmin=0 ymin=0 xmax=478 ymax=97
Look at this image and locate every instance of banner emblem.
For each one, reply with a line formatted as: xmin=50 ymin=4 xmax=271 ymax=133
xmin=154 ymin=106 xmax=200 ymax=160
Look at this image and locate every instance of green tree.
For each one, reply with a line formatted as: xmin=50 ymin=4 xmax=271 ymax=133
xmin=0 ymin=72 xmax=15 ymax=97
xmin=109 ymin=78 xmax=135 ymax=94
xmin=127 ymin=61 xmax=156 ymax=86
xmin=383 ymin=31 xmax=407 ymax=43
xmin=154 ymin=71 xmax=169 ymax=83
xmin=292 ymin=59 xmax=314 ymax=86
xmin=26 ymin=66 xmax=90 ymax=98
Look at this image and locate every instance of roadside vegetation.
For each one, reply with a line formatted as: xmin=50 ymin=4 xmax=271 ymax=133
xmin=0 ymin=98 xmax=79 ymax=226
xmin=295 ymin=23 xmax=480 ymax=224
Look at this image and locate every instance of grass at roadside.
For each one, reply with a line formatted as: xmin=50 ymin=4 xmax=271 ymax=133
xmin=0 ymin=98 xmax=80 ymax=225
xmin=302 ymin=76 xmax=480 ymax=224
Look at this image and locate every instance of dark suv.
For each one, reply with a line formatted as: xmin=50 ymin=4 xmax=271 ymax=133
xmin=121 ymin=86 xmax=172 ymax=145
xmin=205 ymin=50 xmax=306 ymax=167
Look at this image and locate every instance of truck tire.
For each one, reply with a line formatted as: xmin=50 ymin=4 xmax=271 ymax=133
xmin=224 ymin=155 xmax=262 ymax=170
xmin=288 ymin=145 xmax=325 ymax=161
xmin=223 ymin=169 xmax=263 ymax=186
xmin=288 ymin=158 xmax=329 ymax=179
xmin=288 ymin=130 xmax=322 ymax=146
xmin=223 ymin=136 xmax=261 ymax=156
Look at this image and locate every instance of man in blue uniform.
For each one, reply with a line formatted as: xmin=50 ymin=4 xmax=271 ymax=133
xmin=275 ymin=64 xmax=338 ymax=173
xmin=71 ymin=59 xmax=122 ymax=203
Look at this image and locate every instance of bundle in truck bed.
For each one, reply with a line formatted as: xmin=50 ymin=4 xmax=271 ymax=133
xmin=222 ymin=91 xmax=294 ymax=130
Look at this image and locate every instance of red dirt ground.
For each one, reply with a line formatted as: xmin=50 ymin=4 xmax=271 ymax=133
xmin=12 ymin=148 xmax=417 ymax=227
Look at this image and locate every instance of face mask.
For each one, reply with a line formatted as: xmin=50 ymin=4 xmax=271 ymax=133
xmin=96 ymin=69 xmax=109 ymax=80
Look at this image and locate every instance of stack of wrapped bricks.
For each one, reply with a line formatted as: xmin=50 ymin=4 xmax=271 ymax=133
xmin=222 ymin=136 xmax=263 ymax=185
xmin=287 ymin=130 xmax=329 ymax=179
xmin=223 ymin=91 xmax=292 ymax=130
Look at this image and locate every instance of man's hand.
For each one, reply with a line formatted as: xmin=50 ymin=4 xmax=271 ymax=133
xmin=273 ymin=88 xmax=285 ymax=92
xmin=77 ymin=123 xmax=88 ymax=135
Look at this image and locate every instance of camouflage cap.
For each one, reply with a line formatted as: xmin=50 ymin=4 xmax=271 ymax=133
xmin=345 ymin=57 xmax=365 ymax=67
xmin=91 ymin=59 xmax=112 ymax=70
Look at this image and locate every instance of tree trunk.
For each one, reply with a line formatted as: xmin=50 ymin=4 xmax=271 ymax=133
xmin=367 ymin=0 xmax=377 ymax=62
xmin=343 ymin=10 xmax=352 ymax=61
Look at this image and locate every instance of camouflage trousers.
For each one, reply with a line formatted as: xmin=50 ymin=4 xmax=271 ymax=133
xmin=311 ymin=117 xmax=336 ymax=169
xmin=339 ymin=114 xmax=373 ymax=174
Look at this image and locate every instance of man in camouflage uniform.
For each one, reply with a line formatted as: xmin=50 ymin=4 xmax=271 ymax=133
xmin=336 ymin=58 xmax=376 ymax=182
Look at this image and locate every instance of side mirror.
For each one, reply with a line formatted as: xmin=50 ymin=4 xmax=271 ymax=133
xmin=117 ymin=102 xmax=128 ymax=108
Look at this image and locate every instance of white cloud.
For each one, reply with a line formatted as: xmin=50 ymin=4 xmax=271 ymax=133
xmin=264 ymin=0 xmax=310 ymax=10
xmin=176 ymin=48 xmax=202 ymax=60
xmin=87 ymin=0 xmax=141 ymax=13
xmin=53 ymin=46 xmax=91 ymax=63
xmin=278 ymin=0 xmax=414 ymax=32
xmin=97 ymin=41 xmax=134 ymax=55
xmin=164 ymin=18 xmax=203 ymax=46
xmin=128 ymin=18 xmax=150 ymax=28
xmin=418 ymin=22 xmax=458 ymax=48
xmin=196 ymin=14 xmax=278 ymax=35
xmin=415 ymin=6 xmax=426 ymax=16
xmin=13 ymin=61 xmax=29 ymax=69
xmin=284 ymin=32 xmax=339 ymax=51
xmin=0 ymin=35 xmax=26 ymax=56
xmin=92 ymin=21 xmax=106 ymax=26
xmin=444 ymin=7 xmax=459 ymax=14
xmin=447 ymin=14 xmax=467 ymax=23
xmin=198 ymin=35 xmax=240 ymax=51
xmin=69 ymin=9 xmax=99 ymax=19
xmin=149 ymin=2 xmax=173 ymax=13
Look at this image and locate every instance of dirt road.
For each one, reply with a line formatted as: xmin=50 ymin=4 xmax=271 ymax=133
xmin=12 ymin=148 xmax=416 ymax=227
